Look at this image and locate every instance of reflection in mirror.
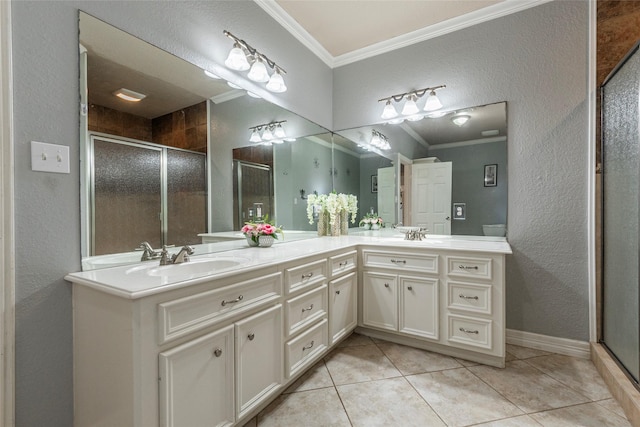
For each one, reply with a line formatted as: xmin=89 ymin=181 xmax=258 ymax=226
xmin=335 ymin=102 xmax=507 ymax=236
xmin=79 ymin=12 xmax=331 ymax=270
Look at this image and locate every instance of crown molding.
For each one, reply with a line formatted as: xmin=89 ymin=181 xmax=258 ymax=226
xmin=255 ymin=0 xmax=553 ymax=69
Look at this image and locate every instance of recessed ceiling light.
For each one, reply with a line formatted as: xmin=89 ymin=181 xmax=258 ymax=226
xmin=482 ymin=129 xmax=500 ymax=137
xmin=204 ymin=70 xmax=221 ymax=79
xmin=452 ymin=115 xmax=470 ymax=126
xmin=227 ymin=81 xmax=242 ymax=90
xmin=113 ymin=88 xmax=146 ymax=102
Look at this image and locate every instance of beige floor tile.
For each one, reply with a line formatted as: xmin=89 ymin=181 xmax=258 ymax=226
xmin=337 ymin=332 xmax=375 ymax=348
xmin=377 ymin=342 xmax=462 ymax=375
xmin=505 ymin=351 xmax=517 ymax=362
xmin=525 ymin=354 xmax=612 ymax=401
xmin=530 ymin=402 xmax=632 ymax=427
xmin=284 ymin=361 xmax=334 ymax=394
xmin=469 ymin=360 xmax=590 ymax=413
xmin=241 ymin=417 xmax=257 ymax=427
xmin=472 ymin=414 xmax=543 ymax=426
xmin=337 ymin=377 xmax=446 ymax=427
xmin=454 ymin=357 xmax=481 ymax=367
xmin=324 ymin=344 xmax=401 ymax=385
xmin=597 ymin=398 xmax=629 ymax=420
xmin=407 ymin=368 xmax=523 ymax=427
xmin=257 ymin=387 xmax=351 ymax=427
xmin=506 ymin=344 xmax=551 ymax=359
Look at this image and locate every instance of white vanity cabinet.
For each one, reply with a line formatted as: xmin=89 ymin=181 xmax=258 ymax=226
xmin=328 ymin=250 xmax=358 ymax=345
xmin=361 ymin=250 xmax=439 ymax=341
xmin=360 ymin=246 xmax=506 ymax=367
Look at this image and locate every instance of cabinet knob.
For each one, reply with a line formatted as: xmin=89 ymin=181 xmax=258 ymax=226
xmin=384 ymin=283 xmax=390 ymax=288
xmin=407 ymin=286 xmax=413 ymax=291
xmin=248 ymin=333 xmax=255 ymax=341
xmin=213 ymin=348 xmax=222 ymax=357
xmin=335 ymin=290 xmax=341 ymax=295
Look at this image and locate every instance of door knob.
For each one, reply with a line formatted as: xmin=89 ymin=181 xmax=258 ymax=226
xmin=446 ymin=216 xmax=451 ymax=221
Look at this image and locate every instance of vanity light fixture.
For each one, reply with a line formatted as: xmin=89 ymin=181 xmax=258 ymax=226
xmin=368 ymin=129 xmax=391 ymax=151
xmin=113 ymin=88 xmax=146 ymax=102
xmin=452 ymin=114 xmax=471 ymax=126
xmin=224 ymin=30 xmax=287 ymax=93
xmin=249 ymin=120 xmax=289 ymax=145
xmin=379 ymin=84 xmax=445 ymax=123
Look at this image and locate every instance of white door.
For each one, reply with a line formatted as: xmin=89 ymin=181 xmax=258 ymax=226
xmin=362 ymin=271 xmax=397 ymax=331
xmin=411 ymin=162 xmax=452 ymax=234
xmin=377 ymin=167 xmax=395 ymax=224
xmin=399 ymin=276 xmax=439 ymax=340
xmin=329 ymin=272 xmax=357 ymax=344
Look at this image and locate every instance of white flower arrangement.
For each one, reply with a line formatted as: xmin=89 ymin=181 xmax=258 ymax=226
xmin=307 ymin=192 xmax=358 ymax=226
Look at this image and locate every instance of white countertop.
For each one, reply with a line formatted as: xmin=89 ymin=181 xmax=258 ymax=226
xmin=67 ymin=232 xmax=511 ymax=300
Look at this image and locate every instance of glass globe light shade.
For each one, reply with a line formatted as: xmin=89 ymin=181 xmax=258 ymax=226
xmin=224 ymin=44 xmax=250 ymax=71
xmin=249 ymin=130 xmax=262 ymax=143
xmin=401 ymin=96 xmax=419 ymax=116
xmin=247 ymin=58 xmax=270 ymax=82
xmin=266 ymin=69 xmax=287 ymax=93
xmin=381 ymin=100 xmax=399 ymax=119
xmin=423 ymin=90 xmax=443 ymax=111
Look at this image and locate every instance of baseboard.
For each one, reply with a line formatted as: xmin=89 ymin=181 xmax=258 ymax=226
xmin=506 ymin=329 xmax=591 ymax=359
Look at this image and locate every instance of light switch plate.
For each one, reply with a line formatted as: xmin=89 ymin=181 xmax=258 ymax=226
xmin=31 ymin=141 xmax=70 ymax=174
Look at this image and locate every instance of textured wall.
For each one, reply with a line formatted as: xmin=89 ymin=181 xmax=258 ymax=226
xmin=10 ymin=1 xmax=332 ymax=425
xmin=333 ymin=1 xmax=590 ymax=341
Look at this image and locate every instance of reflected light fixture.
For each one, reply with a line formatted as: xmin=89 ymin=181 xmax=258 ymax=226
xmin=203 ymin=69 xmax=221 ymax=79
xmin=224 ymin=30 xmax=287 ymax=93
xmin=366 ymin=129 xmax=391 ymax=151
xmin=113 ymin=88 xmax=146 ymax=102
xmin=248 ymin=120 xmax=291 ymax=145
xmin=379 ymin=84 xmax=445 ymax=124
xmin=452 ymin=114 xmax=470 ymax=126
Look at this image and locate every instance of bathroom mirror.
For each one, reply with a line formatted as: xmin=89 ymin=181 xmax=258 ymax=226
xmin=334 ymin=101 xmax=508 ymax=236
xmin=79 ymin=12 xmax=330 ymax=270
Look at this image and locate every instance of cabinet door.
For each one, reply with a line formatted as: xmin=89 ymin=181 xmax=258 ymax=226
xmin=362 ymin=271 xmax=397 ymax=331
xmin=329 ymin=272 xmax=357 ymax=344
xmin=399 ymin=275 xmax=439 ymax=340
xmin=235 ymin=304 xmax=283 ymax=418
xmin=159 ymin=325 xmax=234 ymax=427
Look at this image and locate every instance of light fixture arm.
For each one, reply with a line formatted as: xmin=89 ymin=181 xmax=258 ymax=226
xmin=249 ymin=120 xmax=287 ymax=133
xmin=224 ymin=30 xmax=287 ymax=74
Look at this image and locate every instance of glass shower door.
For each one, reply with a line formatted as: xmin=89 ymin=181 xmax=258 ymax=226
xmin=601 ymin=41 xmax=640 ymax=383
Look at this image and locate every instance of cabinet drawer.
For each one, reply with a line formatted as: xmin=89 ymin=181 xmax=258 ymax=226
xmin=447 ymin=315 xmax=492 ymax=350
xmin=362 ymin=250 xmax=438 ymax=274
xmin=447 ymin=281 xmax=492 ymax=315
xmin=284 ymin=258 xmax=327 ymax=294
xmin=285 ymin=318 xmax=328 ymax=379
xmin=446 ymin=256 xmax=493 ymax=281
xmin=158 ymin=272 xmax=282 ymax=344
xmin=329 ymin=251 xmax=357 ymax=278
xmin=286 ymin=285 xmax=328 ymax=337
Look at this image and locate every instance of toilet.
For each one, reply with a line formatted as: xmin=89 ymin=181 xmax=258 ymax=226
xmin=483 ymin=224 xmax=506 ymax=237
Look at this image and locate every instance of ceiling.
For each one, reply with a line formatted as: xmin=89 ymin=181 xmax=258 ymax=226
xmin=274 ymin=0 xmax=504 ymax=57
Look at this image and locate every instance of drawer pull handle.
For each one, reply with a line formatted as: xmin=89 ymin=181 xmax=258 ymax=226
xmin=459 ymin=294 xmax=479 ymax=300
xmin=384 ymin=283 xmax=390 ymax=288
xmin=407 ymin=286 xmax=413 ymax=291
xmin=213 ymin=348 xmax=222 ymax=357
xmin=459 ymin=327 xmax=479 ymax=335
xmin=302 ymin=304 xmax=314 ymax=313
xmin=390 ymin=259 xmax=406 ymax=264
xmin=248 ymin=333 xmax=255 ymax=341
xmin=301 ymin=272 xmax=314 ymax=280
xmin=335 ymin=290 xmax=341 ymax=295
xmin=339 ymin=261 xmax=349 ymax=267
xmin=302 ymin=340 xmax=315 ymax=351
xmin=221 ymin=295 xmax=244 ymax=306
xmin=459 ymin=265 xmax=479 ymax=270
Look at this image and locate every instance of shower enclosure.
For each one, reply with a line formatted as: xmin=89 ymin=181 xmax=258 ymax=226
xmin=601 ymin=40 xmax=640 ymax=386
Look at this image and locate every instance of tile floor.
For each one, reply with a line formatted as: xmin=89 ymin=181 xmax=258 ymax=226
xmin=245 ymin=333 xmax=632 ymax=427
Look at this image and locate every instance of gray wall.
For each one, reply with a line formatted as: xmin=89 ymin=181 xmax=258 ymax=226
xmin=333 ymin=1 xmax=590 ymax=341
xmin=430 ymin=140 xmax=508 ymax=235
xmin=11 ymin=1 xmax=332 ymax=425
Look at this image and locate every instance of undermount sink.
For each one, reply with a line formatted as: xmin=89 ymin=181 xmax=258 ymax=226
xmin=125 ymin=257 xmax=246 ymax=279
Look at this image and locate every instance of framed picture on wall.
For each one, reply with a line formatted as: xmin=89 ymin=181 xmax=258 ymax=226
xmin=484 ymin=164 xmax=497 ymax=187
xmin=371 ymin=175 xmax=378 ymax=193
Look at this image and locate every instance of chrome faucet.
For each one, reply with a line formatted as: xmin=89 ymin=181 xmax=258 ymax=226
xmin=138 ymin=241 xmax=162 ymax=261
xmin=159 ymin=245 xmax=195 ymax=265
xmin=404 ymin=227 xmax=429 ymax=241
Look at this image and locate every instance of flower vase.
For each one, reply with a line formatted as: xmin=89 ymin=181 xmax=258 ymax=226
xmin=371 ymin=224 xmax=380 ymax=230
xmin=258 ymin=235 xmax=274 ymax=247
xmin=340 ymin=210 xmax=349 ymax=235
xmin=331 ymin=213 xmax=341 ymax=237
xmin=317 ymin=211 xmax=329 ymax=236
xmin=246 ymin=236 xmax=259 ymax=247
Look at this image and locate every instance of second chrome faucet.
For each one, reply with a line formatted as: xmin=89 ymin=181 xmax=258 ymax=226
xmin=160 ymin=245 xmax=195 ymax=265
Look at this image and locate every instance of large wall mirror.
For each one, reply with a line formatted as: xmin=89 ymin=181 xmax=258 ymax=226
xmin=79 ymin=11 xmax=507 ymax=271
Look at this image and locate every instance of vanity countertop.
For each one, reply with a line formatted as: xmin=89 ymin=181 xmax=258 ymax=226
xmin=66 ymin=233 xmax=511 ymax=300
